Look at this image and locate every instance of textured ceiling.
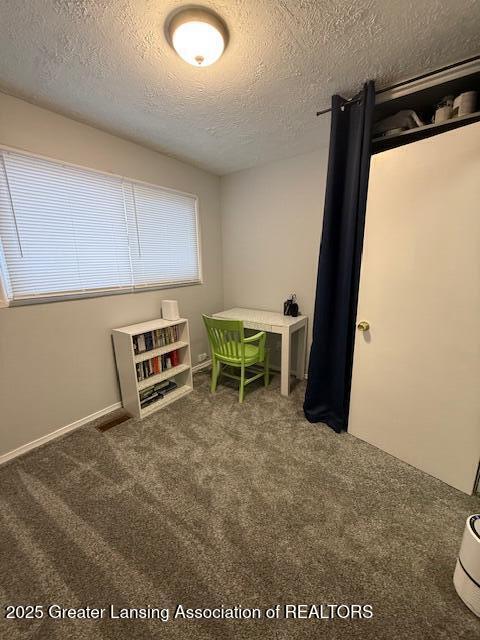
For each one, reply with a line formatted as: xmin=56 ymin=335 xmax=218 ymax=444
xmin=1 ymin=1 xmax=480 ymax=175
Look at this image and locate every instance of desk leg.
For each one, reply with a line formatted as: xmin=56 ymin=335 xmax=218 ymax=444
xmin=295 ymin=321 xmax=307 ymax=380
xmin=281 ymin=327 xmax=291 ymax=396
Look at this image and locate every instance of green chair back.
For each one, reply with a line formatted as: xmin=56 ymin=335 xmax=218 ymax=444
xmin=203 ymin=315 xmax=244 ymax=361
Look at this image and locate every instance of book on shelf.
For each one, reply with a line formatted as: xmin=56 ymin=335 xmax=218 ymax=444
xmin=136 ymin=355 xmax=163 ymax=382
xmin=145 ymin=332 xmax=153 ymax=351
xmin=132 ymin=325 xmax=181 ymax=355
xmin=139 ymin=379 xmax=178 ymax=408
xmin=135 ymin=351 xmax=183 ymax=382
xmin=135 ymin=334 xmax=146 ymax=353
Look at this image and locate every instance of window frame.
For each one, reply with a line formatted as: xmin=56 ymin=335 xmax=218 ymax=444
xmin=0 ymin=144 xmax=203 ymax=307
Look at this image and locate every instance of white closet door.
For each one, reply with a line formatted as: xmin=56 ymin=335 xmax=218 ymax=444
xmin=349 ymin=122 xmax=480 ymax=494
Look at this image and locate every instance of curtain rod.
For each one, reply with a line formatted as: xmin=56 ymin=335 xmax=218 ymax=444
xmin=316 ymin=53 xmax=480 ymax=116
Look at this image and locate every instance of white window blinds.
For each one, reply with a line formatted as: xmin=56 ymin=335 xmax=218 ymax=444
xmin=0 ymin=149 xmax=200 ymax=304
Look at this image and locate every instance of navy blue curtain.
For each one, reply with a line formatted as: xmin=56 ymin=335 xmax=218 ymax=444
xmin=304 ymin=81 xmax=375 ymax=433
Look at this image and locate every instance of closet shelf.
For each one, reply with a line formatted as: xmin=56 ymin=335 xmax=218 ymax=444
xmin=372 ymin=110 xmax=480 ymax=153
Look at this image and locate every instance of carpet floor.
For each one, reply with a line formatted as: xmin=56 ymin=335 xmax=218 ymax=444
xmin=0 ymin=371 xmax=479 ymax=640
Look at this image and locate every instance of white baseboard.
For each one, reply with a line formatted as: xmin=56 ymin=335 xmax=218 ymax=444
xmin=0 ymin=401 xmax=122 ymax=466
xmin=192 ymin=359 xmax=212 ymax=373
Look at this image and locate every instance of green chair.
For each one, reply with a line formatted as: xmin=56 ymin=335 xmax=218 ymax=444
xmin=202 ymin=315 xmax=269 ymax=403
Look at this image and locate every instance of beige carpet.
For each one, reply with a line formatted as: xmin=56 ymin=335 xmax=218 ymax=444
xmin=0 ymin=371 xmax=479 ymax=640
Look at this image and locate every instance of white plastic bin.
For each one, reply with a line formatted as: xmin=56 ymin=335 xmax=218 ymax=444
xmin=454 ymin=514 xmax=480 ymax=617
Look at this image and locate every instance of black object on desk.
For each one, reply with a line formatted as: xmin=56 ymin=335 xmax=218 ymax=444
xmin=284 ymin=293 xmax=299 ymax=317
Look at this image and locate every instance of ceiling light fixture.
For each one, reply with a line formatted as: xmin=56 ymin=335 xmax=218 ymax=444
xmin=165 ymin=6 xmax=229 ymax=67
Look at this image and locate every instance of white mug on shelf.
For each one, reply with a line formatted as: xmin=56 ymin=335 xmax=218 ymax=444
xmin=162 ymin=299 xmax=180 ymax=321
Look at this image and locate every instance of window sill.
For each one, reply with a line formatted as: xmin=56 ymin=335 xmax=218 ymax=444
xmin=3 ymin=280 xmax=203 ymax=307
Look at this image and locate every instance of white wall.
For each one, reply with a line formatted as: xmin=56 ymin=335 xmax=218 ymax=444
xmin=221 ymin=148 xmax=328 ymax=365
xmin=0 ymin=93 xmax=223 ymax=458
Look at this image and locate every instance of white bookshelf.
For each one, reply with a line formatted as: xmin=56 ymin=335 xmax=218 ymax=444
xmin=112 ymin=318 xmax=193 ymax=419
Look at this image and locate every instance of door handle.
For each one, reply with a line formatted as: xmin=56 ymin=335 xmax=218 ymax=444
xmin=357 ymin=321 xmax=370 ymax=331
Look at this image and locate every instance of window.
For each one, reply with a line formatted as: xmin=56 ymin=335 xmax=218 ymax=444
xmin=0 ymin=149 xmax=201 ymax=305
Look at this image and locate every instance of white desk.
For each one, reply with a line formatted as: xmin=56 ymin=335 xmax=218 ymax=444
xmin=212 ymin=307 xmax=308 ymax=397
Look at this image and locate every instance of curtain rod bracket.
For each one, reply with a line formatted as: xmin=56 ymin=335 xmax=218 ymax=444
xmin=317 ymin=98 xmax=361 ymax=117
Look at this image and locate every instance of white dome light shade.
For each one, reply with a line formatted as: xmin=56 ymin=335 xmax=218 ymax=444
xmin=172 ymin=21 xmax=224 ymax=67
xmin=166 ymin=8 xmax=229 ymax=68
